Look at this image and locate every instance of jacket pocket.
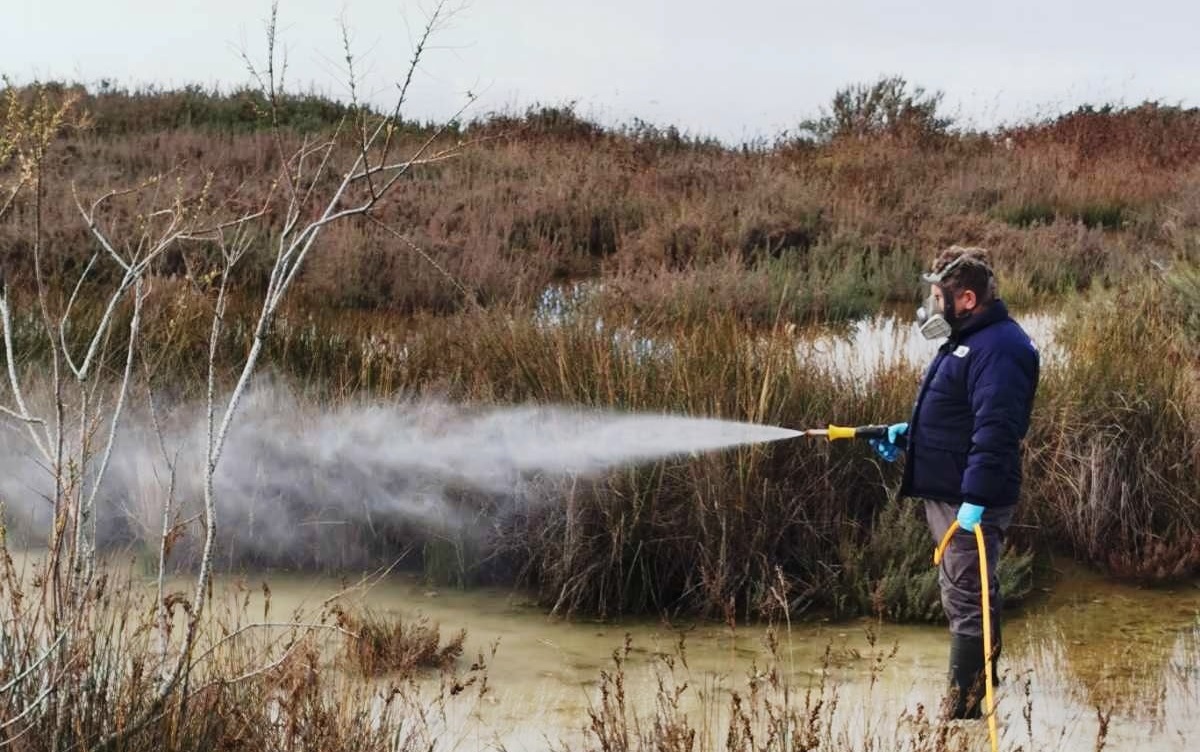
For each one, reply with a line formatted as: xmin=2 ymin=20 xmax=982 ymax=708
xmin=913 ymin=445 xmax=968 ymax=500
xmin=921 ymin=428 xmax=971 ymax=454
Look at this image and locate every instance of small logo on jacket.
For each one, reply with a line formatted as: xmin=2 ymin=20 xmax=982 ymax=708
xmin=952 ymin=345 xmax=970 ymax=358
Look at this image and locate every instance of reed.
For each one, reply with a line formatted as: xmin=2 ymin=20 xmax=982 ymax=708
xmin=1023 ymin=267 xmax=1200 ymax=580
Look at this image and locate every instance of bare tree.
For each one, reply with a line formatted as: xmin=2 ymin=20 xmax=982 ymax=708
xmin=0 ymin=1 xmax=474 ymax=746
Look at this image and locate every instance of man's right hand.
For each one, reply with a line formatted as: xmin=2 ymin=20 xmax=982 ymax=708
xmin=870 ymin=422 xmax=909 ymax=462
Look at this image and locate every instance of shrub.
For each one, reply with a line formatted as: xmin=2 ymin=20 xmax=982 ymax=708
xmin=334 ymin=606 xmax=466 ymax=677
xmin=797 ymin=76 xmax=952 ymax=145
xmin=836 ymin=500 xmax=1034 ymax=622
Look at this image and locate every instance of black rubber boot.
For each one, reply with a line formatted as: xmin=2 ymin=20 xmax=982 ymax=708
xmin=947 ymin=633 xmax=986 ymax=720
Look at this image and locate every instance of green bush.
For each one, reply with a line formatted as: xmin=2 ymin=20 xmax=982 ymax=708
xmin=996 ymin=201 xmax=1057 ymax=228
xmin=1071 ymin=201 xmax=1128 ymax=229
xmin=836 ymin=501 xmax=1033 ymax=622
xmin=797 ymin=76 xmax=952 ymax=144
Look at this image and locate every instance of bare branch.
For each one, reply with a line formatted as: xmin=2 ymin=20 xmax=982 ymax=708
xmin=0 ymin=177 xmax=28 ymax=221
xmin=0 ymin=629 xmax=68 ymax=695
xmin=73 ymin=180 xmax=165 ymax=272
xmin=187 ymin=621 xmax=357 ymax=675
xmin=0 ymin=683 xmax=56 ymax=736
xmin=0 ymin=405 xmax=46 ymax=425
xmin=346 ymin=142 xmax=474 ymax=182
xmin=0 ymin=288 xmax=52 ymax=462
xmin=294 ymin=132 xmax=343 ymax=223
xmin=61 ymin=270 xmax=136 ymax=382
xmin=140 ymin=381 xmax=180 ymax=675
xmin=80 ymin=278 xmax=145 ymax=565
xmin=57 ymin=252 xmax=100 ymax=378
xmin=376 ymin=0 xmax=458 ymax=168
xmin=373 ymin=93 xmax=477 ymax=198
xmin=340 ymin=14 xmax=378 ymax=201
xmin=367 ymin=215 xmax=472 ymax=301
xmin=177 ymin=205 xmax=270 ymax=242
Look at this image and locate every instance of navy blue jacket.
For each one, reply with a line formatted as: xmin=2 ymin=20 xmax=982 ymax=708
xmin=900 ymin=300 xmax=1040 ymax=508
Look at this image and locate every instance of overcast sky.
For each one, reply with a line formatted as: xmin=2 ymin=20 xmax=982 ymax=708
xmin=6 ymin=1 xmax=1199 ymax=142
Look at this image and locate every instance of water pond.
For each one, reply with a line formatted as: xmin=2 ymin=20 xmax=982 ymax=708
xmin=243 ymin=562 xmax=1198 ymax=751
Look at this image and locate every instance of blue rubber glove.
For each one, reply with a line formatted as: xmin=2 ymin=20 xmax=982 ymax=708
xmin=869 ymin=422 xmax=909 ymax=462
xmin=957 ymin=502 xmax=985 ymax=532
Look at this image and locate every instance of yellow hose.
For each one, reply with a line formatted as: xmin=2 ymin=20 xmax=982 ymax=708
xmin=933 ymin=519 xmax=999 ymax=752
xmin=933 ymin=522 xmax=958 ymax=567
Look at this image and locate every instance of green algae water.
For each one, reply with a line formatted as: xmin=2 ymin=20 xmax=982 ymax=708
xmin=237 ymin=562 xmax=1198 ymax=751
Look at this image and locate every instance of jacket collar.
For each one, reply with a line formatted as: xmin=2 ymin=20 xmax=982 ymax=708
xmin=950 ymin=299 xmax=1009 ymax=342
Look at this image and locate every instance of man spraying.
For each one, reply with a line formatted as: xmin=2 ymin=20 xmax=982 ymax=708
xmin=872 ymin=246 xmax=1040 ymax=720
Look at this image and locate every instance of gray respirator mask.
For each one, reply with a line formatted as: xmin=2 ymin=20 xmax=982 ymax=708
xmin=915 ymin=255 xmax=973 ymax=341
xmin=915 ymin=295 xmax=953 ymax=340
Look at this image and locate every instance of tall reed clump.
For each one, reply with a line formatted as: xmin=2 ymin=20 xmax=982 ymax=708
xmin=403 ymin=309 xmax=887 ymax=618
xmin=1025 ymin=264 xmax=1200 ymax=579
xmin=380 ymin=305 xmax=1031 ymax=620
xmin=8 ymin=277 xmax=1187 ymax=619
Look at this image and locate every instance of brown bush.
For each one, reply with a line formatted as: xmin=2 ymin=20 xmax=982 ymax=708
xmin=333 ymin=605 xmax=466 ymax=677
xmin=5 ymin=83 xmax=1200 ymax=326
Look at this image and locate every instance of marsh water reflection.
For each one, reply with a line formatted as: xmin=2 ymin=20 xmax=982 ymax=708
xmin=801 ymin=310 xmax=1063 ymax=383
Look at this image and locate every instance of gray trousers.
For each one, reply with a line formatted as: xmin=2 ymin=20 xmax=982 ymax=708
xmin=924 ymin=500 xmax=1014 ymax=639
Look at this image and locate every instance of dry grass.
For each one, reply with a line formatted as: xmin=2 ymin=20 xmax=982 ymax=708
xmin=0 ymin=544 xmax=489 ymax=751
xmin=1023 ymin=267 xmax=1200 ymax=580
xmin=333 ymin=605 xmax=466 ymax=677
xmin=3 ymin=86 xmax=1200 ymax=325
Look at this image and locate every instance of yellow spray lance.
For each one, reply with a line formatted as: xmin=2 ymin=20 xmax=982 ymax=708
xmin=802 ymin=424 xmax=1000 ymax=752
xmin=798 ymin=424 xmax=894 ymax=441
